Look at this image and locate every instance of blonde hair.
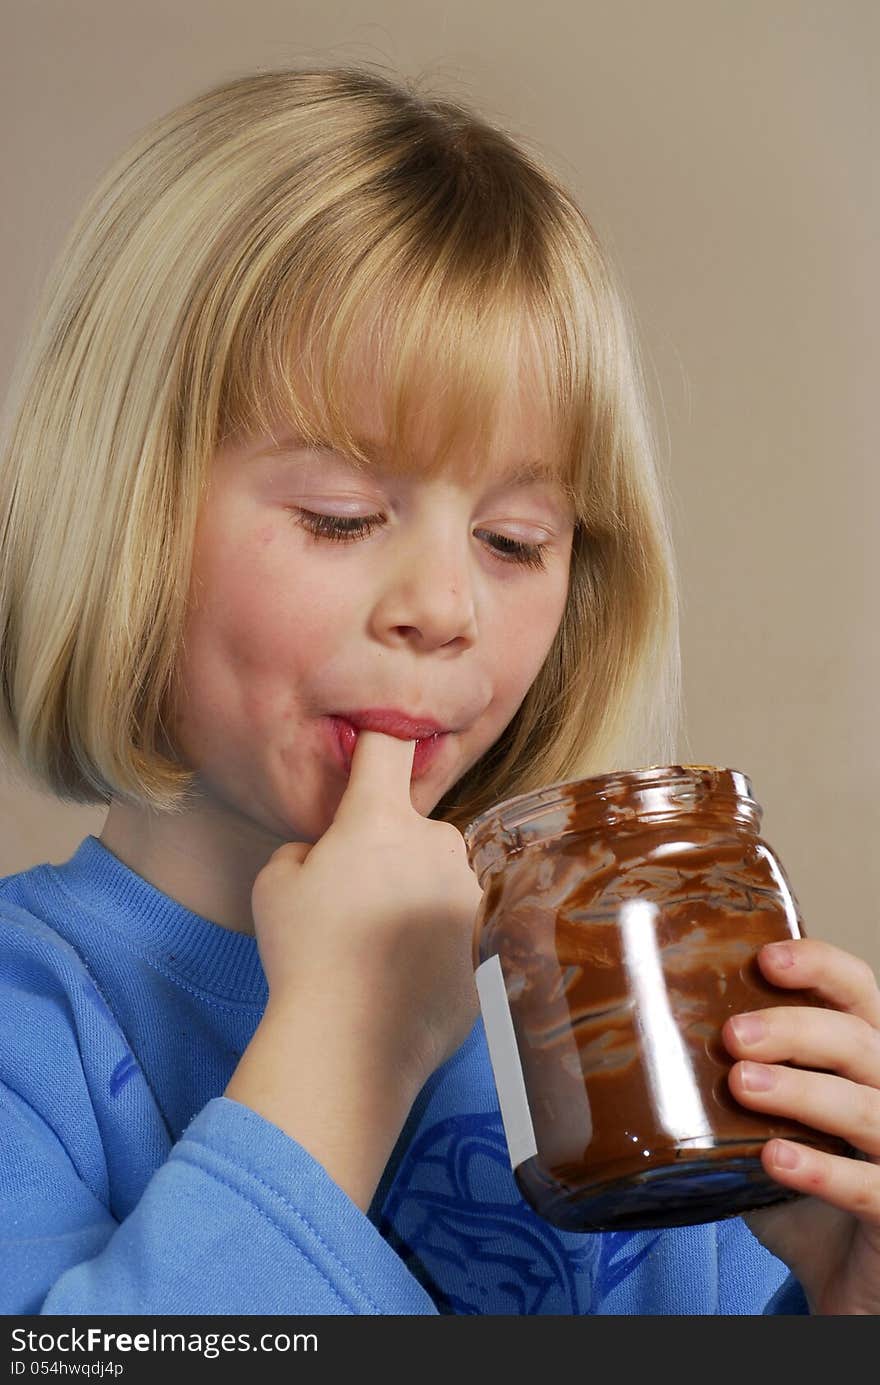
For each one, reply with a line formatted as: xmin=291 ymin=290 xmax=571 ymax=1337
xmin=0 ymin=62 xmax=686 ymax=834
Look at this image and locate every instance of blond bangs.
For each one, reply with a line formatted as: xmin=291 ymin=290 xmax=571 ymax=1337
xmin=217 ymin=184 xmax=590 ymax=516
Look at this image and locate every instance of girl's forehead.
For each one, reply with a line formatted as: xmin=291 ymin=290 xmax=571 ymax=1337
xmin=233 ymin=309 xmax=578 ymax=499
xmin=341 ymin=311 xmax=552 ymax=440
xmin=261 ymin=362 xmax=562 ymax=480
xmin=249 ymin=419 xmax=571 ymax=504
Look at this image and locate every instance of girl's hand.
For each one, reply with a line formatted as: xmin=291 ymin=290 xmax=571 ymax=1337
xmin=722 ymin=937 xmax=880 ymax=1314
xmin=251 ymin=730 xmax=483 ymax=1095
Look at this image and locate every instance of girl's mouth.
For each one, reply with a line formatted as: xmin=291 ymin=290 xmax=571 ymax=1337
xmin=324 ymin=716 xmax=449 ymax=780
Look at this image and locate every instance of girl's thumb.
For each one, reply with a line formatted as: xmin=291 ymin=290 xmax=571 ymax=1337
xmin=266 ymin=840 xmax=313 ymax=870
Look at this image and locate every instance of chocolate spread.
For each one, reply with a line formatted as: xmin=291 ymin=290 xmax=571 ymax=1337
xmin=466 ymin=765 xmax=848 ymax=1231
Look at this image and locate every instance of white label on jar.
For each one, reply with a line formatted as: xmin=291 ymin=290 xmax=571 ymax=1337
xmin=475 ymin=953 xmax=538 ymax=1169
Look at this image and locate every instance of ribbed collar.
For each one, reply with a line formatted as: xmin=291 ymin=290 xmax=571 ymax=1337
xmin=44 ymin=834 xmax=267 ymax=1004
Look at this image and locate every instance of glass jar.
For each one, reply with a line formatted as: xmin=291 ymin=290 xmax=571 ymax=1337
xmin=464 ymin=764 xmax=849 ymax=1233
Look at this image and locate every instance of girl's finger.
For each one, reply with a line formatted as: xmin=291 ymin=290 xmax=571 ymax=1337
xmin=722 ymin=1005 xmax=880 ymax=1089
xmin=728 ymin=1062 xmax=880 ymax=1158
xmin=757 ymin=937 xmax=880 ymax=1030
xmin=758 ymin=1138 xmax=880 ymax=1226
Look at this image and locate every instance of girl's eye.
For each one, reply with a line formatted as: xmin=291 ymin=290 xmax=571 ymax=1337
xmin=292 ymin=510 xmax=548 ymax=570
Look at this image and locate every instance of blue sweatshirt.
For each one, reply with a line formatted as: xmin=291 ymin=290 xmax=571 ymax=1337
xmin=0 ymin=835 xmax=808 ymax=1315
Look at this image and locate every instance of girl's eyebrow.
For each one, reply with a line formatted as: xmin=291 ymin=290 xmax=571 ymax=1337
xmin=257 ymin=433 xmax=564 ymax=491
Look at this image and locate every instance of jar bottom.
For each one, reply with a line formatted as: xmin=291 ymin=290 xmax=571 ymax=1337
xmin=515 ymin=1148 xmax=804 ymax=1232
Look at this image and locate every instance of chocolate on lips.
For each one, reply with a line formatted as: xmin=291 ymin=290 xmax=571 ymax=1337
xmin=467 ymin=765 xmax=849 ymax=1233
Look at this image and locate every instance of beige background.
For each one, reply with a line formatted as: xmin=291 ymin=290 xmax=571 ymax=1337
xmin=2 ymin=2 xmax=877 ymax=973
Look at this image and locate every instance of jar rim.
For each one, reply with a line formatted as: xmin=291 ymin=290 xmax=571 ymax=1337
xmin=463 ymin=763 xmax=758 ymax=850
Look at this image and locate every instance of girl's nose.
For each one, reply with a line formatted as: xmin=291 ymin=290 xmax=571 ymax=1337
xmin=370 ymin=537 xmax=479 ymax=652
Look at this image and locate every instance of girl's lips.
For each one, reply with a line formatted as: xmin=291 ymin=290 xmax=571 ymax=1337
xmin=324 ymin=716 xmax=449 ymax=779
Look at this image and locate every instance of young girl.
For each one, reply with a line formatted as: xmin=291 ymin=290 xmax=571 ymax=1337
xmin=0 ymin=64 xmax=877 ymax=1317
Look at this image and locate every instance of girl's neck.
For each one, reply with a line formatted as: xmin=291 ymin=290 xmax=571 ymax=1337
xmin=98 ymin=795 xmax=283 ymax=935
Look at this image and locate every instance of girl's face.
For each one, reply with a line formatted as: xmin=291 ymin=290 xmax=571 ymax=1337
xmin=169 ymin=368 xmax=575 ymax=847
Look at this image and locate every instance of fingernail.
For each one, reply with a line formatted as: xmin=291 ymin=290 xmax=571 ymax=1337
xmin=764 ymin=942 xmax=794 ymax=968
xmin=730 ymin=1013 xmax=765 ymax=1045
xmin=771 ymin=1140 xmax=800 ymax=1170
xmin=740 ymin=1061 xmax=774 ymax=1091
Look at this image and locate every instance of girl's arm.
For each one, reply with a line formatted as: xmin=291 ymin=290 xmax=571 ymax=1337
xmin=0 ymin=1076 xmax=438 ymax=1315
xmin=224 ymin=996 xmax=423 ymax=1214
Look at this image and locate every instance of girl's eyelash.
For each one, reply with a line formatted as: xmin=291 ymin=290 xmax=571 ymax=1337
xmin=292 ymin=510 xmax=549 ymax=570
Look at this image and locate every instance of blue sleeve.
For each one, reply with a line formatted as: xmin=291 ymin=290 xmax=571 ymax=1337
xmin=0 ymin=1087 xmax=438 ymax=1315
xmin=715 ymin=1214 xmax=809 ymax=1315
xmin=762 ymin=1273 xmax=810 ymax=1315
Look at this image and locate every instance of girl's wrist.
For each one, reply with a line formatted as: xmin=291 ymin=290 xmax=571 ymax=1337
xmin=225 ymin=999 xmax=420 ymax=1212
